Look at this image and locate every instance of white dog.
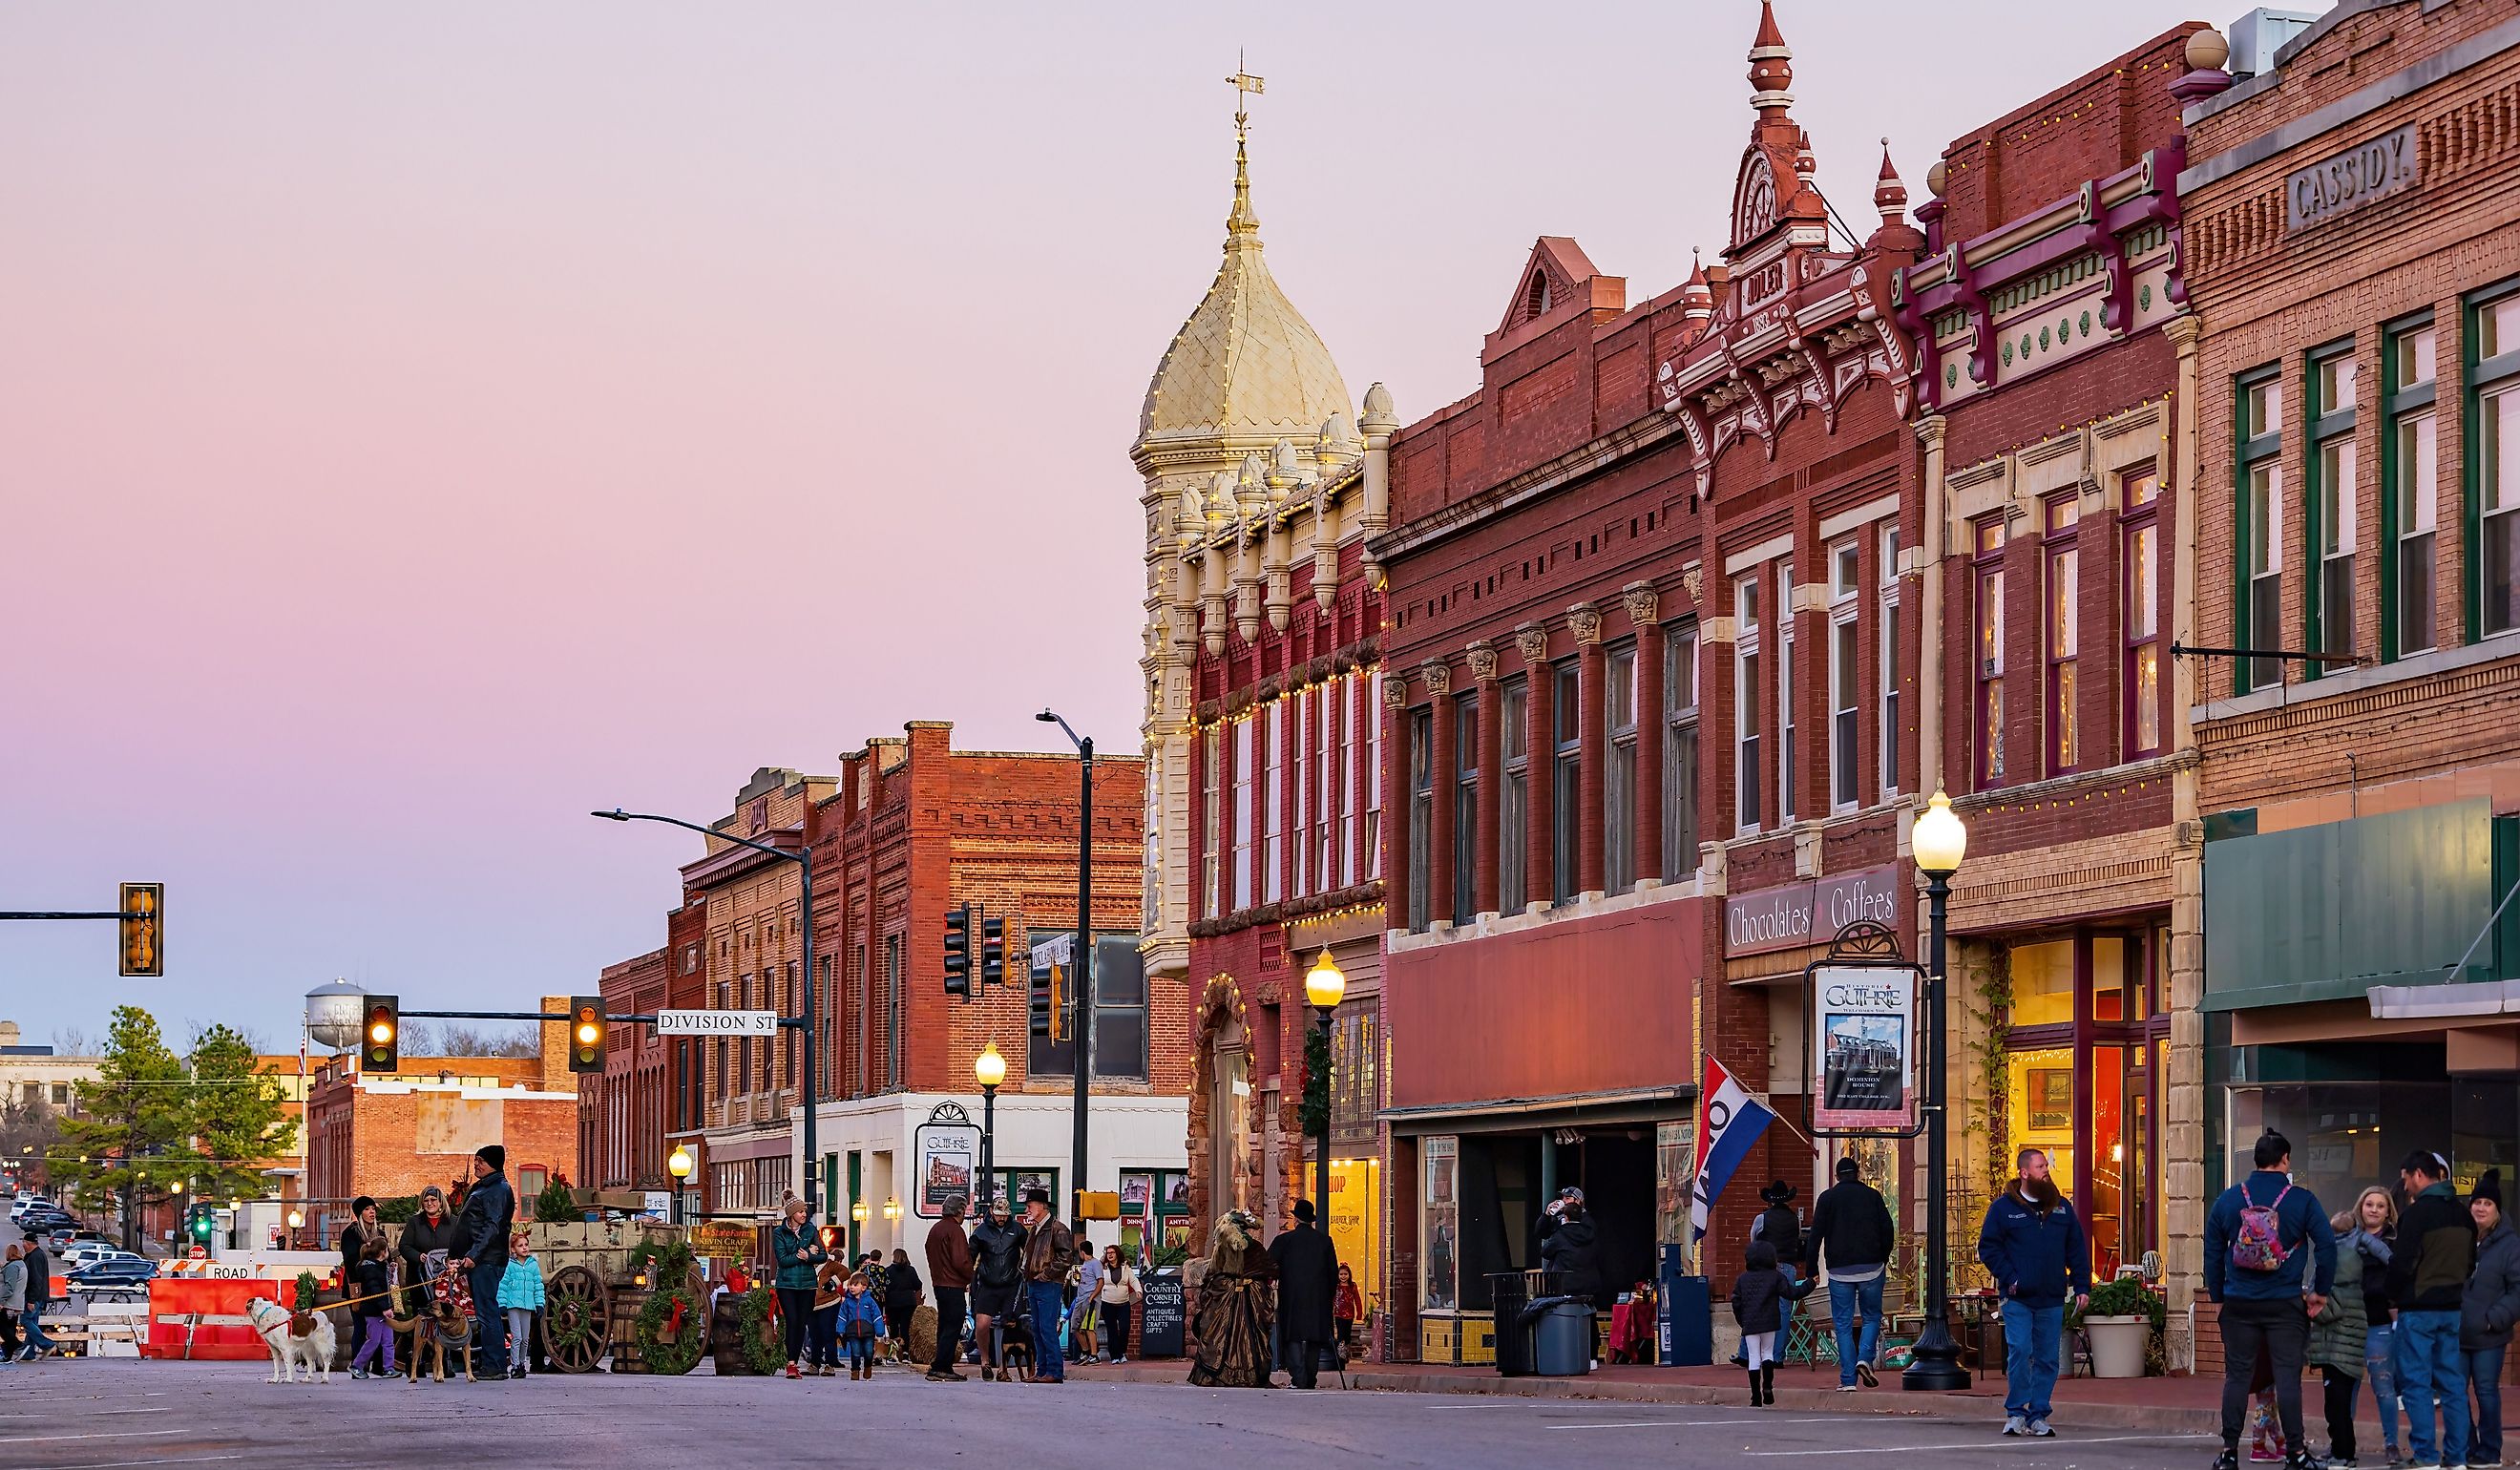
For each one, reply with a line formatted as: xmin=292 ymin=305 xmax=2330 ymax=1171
xmin=246 ymin=1297 xmax=338 ymax=1384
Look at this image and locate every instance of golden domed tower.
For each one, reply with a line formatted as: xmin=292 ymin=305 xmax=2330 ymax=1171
xmin=1131 ymin=71 xmax=1362 ymax=982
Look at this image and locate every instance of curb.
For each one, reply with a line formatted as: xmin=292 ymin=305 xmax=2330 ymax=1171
xmin=1063 ymin=1362 xmax=2225 ymax=1435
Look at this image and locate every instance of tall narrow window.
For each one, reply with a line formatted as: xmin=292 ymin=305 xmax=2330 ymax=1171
xmin=1828 ymin=542 xmax=1860 ymax=809
xmin=1341 ymin=676 xmax=1362 ymax=887
xmin=1736 ymin=577 xmax=1763 ymax=830
xmin=1663 ymin=623 xmax=1700 ymax=876
xmin=2308 ymin=346 xmax=2359 ymax=670
xmin=1263 ymin=700 xmax=1284 ymax=904
xmin=2123 ymin=469 xmax=2163 ymax=757
xmin=883 ymin=935 xmax=902 ymax=1091
xmin=1605 ymin=642 xmax=1638 ymax=893
xmin=1776 ymin=564 xmax=1796 ymax=823
xmin=2044 ymin=494 xmax=2081 ymax=774
xmin=1453 ymin=692 xmax=1479 ymax=923
xmin=2238 ymin=370 xmax=2285 ymax=690
xmin=1316 ymin=680 xmax=1338 ymax=890
xmin=1552 ymin=662 xmax=1580 ymax=905
xmin=2475 ymin=290 xmax=2520 ymax=637
xmin=1292 ymin=688 xmax=1311 ymax=897
xmin=2386 ymin=324 xmax=2438 ymax=658
xmin=1200 ymin=726 xmax=1222 ymax=918
xmin=1501 ymin=677 xmax=1529 ymax=912
xmin=1230 ymin=718 xmax=1254 ymax=911
xmin=1365 ymin=672 xmax=1385 ymax=880
xmin=1973 ymin=518 xmax=2006 ymax=788
xmin=1407 ymin=706 xmax=1433 ymax=931
xmin=1879 ymin=526 xmax=1901 ymax=797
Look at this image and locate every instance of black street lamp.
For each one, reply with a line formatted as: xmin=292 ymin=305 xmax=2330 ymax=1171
xmin=667 ymin=1144 xmax=693 ymax=1227
xmin=1302 ymin=949 xmax=1346 ymax=1227
xmin=595 ymin=808 xmax=820 ymax=1215
xmin=1902 ymin=788 xmax=1971 ymax=1393
xmin=1035 ymin=709 xmax=1094 ymax=1220
xmin=974 ymin=1043 xmax=1006 ymax=1210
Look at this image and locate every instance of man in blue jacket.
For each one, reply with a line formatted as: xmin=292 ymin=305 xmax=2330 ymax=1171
xmin=2203 ymin=1129 xmax=2335 ymax=1470
xmin=1976 ymin=1146 xmax=2090 ymax=1439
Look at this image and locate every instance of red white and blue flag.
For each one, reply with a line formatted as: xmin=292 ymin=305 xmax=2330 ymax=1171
xmin=1690 ymin=1056 xmax=1777 ymax=1246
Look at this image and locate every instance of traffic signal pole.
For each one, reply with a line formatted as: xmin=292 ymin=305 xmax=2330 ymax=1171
xmin=1069 ymin=735 xmax=1092 ymax=1226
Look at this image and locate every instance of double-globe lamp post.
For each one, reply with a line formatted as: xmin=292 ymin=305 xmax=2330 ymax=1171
xmin=596 ymin=808 xmax=820 ymax=1220
xmin=1303 ymin=950 xmax=1346 ymax=1226
xmin=1902 ymin=788 xmax=1971 ymax=1393
xmin=974 ymin=1041 xmax=1006 ymax=1211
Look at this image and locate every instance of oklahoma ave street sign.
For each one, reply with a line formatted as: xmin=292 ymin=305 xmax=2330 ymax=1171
xmin=654 ymin=1009 xmax=777 ymax=1037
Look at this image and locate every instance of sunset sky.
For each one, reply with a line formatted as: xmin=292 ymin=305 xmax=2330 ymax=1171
xmin=0 ymin=1 xmax=2211 ymax=1046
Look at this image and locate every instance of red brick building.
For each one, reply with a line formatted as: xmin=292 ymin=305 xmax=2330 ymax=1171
xmin=2180 ymin=0 xmax=2520 ymax=1315
xmin=306 ymin=994 xmax=581 ymax=1226
xmin=1886 ymin=24 xmax=2204 ymax=1350
xmin=592 ymin=726 xmax=1166 ymax=1262
xmin=1373 ymin=4 xmax=1924 ymax=1362
xmin=1132 ymin=92 xmax=1395 ymax=1299
xmin=578 ymin=945 xmax=671 ymax=1195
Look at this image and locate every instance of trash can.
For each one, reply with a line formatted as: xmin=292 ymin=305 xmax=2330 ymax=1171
xmin=1490 ymin=1272 xmax=1534 ymax=1376
xmin=1661 ymin=1272 xmax=1713 ymax=1366
xmin=1525 ymin=1295 xmax=1594 ymax=1376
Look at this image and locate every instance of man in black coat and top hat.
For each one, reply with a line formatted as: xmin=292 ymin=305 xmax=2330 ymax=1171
xmin=1269 ymin=1199 xmax=1340 ymax=1389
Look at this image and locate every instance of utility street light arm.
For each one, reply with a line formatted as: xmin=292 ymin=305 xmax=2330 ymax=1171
xmin=592 ymin=808 xmax=802 ymax=868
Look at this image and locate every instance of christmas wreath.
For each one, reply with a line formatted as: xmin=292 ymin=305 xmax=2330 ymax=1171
xmin=632 ymin=1285 xmax=706 ymax=1376
xmin=541 ymin=1291 xmax=602 ymax=1362
xmin=735 ymin=1286 xmax=785 ymax=1376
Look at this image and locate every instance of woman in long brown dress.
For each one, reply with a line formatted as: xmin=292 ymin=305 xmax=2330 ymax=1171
xmin=1187 ymin=1210 xmax=1277 ymax=1388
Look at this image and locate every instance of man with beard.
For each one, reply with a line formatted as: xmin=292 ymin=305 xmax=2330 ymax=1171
xmin=1976 ymin=1147 xmax=2091 ymax=1438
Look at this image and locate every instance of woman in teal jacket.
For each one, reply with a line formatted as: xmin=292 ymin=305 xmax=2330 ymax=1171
xmin=771 ymin=1197 xmax=829 ymax=1380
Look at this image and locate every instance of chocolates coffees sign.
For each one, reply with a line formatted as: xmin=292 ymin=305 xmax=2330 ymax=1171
xmin=2286 ymin=125 xmax=2418 ymax=233
xmin=1724 ymin=863 xmax=1900 ymax=958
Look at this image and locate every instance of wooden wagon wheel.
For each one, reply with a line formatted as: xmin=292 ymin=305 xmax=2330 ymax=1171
xmin=542 ymin=1265 xmax=608 ymax=1375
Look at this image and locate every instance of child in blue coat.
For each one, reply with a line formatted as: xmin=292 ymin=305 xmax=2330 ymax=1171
xmin=495 ymin=1230 xmax=547 ymax=1381
xmin=833 ymin=1271 xmax=888 ymax=1380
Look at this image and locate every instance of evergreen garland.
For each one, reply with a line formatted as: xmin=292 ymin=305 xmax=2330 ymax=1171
xmin=632 ymin=1288 xmax=705 ymax=1376
xmin=735 ymin=1286 xmax=785 ymax=1375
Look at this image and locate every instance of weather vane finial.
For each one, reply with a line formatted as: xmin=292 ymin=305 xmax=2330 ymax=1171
xmin=1227 ymin=52 xmax=1265 ymax=143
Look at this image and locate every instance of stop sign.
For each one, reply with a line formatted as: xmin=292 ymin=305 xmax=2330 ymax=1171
xmin=188 ymin=1244 xmax=208 ymax=1260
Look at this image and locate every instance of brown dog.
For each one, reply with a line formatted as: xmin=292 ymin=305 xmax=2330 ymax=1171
xmin=386 ymin=1302 xmax=476 ymax=1385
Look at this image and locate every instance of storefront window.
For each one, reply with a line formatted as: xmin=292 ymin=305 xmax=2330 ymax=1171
xmin=1422 ymin=1137 xmax=1459 ymax=1311
xmin=2011 ymin=941 xmax=2073 ymax=1027
xmin=2090 ymin=1044 xmax=2124 ymax=1276
xmin=2227 ymin=1081 xmax=2447 ymax=1209
xmin=1657 ymin=1119 xmax=1695 ymax=1253
xmin=1329 ymin=1157 xmax=1381 ymax=1321
xmin=2008 ymin=1046 xmax=2076 ymax=1192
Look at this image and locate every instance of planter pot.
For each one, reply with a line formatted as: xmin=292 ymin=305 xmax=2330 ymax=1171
xmin=2084 ymin=1314 xmax=2151 ymax=1378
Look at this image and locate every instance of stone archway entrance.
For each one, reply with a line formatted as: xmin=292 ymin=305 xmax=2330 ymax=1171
xmin=1186 ymin=975 xmax=1258 ymax=1251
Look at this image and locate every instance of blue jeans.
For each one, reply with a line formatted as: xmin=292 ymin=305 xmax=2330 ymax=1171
xmin=808 ymin=1304 xmax=839 ymax=1370
xmin=1828 ymin=1274 xmax=1883 ymax=1387
xmin=20 ymin=1299 xmax=56 ymax=1354
xmin=2398 ymin=1308 xmax=2469 ymax=1466
xmin=469 ymin=1260 xmax=510 ymax=1376
xmin=2471 ymin=1344 xmax=2508 ymax=1465
xmin=2001 ymin=1299 xmax=2064 ymax=1419
xmin=2366 ymin=1322 xmax=2404 ymax=1456
xmin=1027 ymin=1281 xmax=1065 ymax=1381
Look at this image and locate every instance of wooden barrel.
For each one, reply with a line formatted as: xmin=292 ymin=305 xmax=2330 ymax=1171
xmin=708 ymin=1292 xmax=782 ymax=1375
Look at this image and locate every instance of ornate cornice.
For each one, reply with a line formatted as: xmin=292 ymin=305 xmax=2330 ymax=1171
xmin=1466 ymin=639 xmax=1500 ymax=683
xmin=1515 ymin=620 xmax=1550 ymax=666
xmin=1568 ymin=601 xmax=1605 ymax=646
xmin=1419 ymin=659 xmax=1454 ymax=699
xmin=1620 ymin=580 xmax=1659 ymax=626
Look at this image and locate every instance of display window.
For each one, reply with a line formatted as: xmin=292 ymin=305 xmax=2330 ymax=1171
xmin=1421 ymin=1137 xmax=1459 ymax=1312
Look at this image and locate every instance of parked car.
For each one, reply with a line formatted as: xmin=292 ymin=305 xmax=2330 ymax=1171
xmin=67 ymin=1256 xmax=156 ymax=1294
xmin=61 ymin=1242 xmax=125 ymax=1270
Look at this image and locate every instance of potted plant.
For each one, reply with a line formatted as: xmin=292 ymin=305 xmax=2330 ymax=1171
xmin=2073 ymin=1277 xmax=2162 ymax=1378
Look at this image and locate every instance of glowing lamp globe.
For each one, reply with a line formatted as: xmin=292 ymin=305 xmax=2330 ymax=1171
xmin=1304 ymin=949 xmax=1347 ymax=1013
xmin=1914 ymin=789 xmax=1969 ymax=876
xmin=974 ymin=1041 xmax=1007 ymax=1089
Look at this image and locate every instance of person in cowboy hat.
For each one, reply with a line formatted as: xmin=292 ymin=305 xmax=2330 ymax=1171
xmin=1754 ymin=1181 xmax=1804 ymax=1270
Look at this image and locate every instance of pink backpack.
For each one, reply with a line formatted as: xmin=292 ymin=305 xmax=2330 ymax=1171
xmin=2231 ymin=1181 xmax=2294 ymax=1272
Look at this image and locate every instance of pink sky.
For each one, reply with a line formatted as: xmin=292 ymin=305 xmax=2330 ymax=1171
xmin=0 ymin=1 xmax=2212 ymax=1044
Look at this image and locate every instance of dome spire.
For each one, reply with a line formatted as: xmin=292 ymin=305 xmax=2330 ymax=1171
xmin=1748 ymin=1 xmax=1795 ymax=113
xmin=1227 ymin=56 xmax=1266 ymax=244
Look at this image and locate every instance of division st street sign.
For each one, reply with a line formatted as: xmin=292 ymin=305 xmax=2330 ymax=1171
xmin=653 ymin=1009 xmax=778 ymax=1037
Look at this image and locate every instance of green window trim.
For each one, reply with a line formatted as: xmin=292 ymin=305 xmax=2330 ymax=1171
xmin=2464 ymin=277 xmax=2520 ymax=641
xmin=2380 ymin=310 xmax=2437 ymax=665
xmin=2234 ymin=365 xmax=2284 ymax=697
xmin=2303 ymin=339 xmax=2357 ymax=680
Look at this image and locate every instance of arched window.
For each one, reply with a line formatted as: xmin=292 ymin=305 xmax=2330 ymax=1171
xmin=1526 ymin=272 xmax=1551 ymax=320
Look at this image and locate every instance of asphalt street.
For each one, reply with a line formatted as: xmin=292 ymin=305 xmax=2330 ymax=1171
xmin=0 ymin=1356 xmax=2223 ymax=1469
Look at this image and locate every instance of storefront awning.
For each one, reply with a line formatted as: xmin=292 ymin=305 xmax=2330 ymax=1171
xmin=2370 ymin=978 xmax=2520 ymax=1018
xmin=1381 ymin=1084 xmax=1695 ymax=1134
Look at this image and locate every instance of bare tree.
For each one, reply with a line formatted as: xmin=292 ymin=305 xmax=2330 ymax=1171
xmin=50 ymin=1026 xmax=94 ymax=1057
xmin=402 ymin=1022 xmax=540 ymax=1059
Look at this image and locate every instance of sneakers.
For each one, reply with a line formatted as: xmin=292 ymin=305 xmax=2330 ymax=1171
xmin=351 ymin=1368 xmax=369 ymax=1379
xmin=2004 ymin=1416 xmax=2026 ymax=1437
xmin=2286 ymin=1454 xmax=2328 ymax=1470
xmin=1838 ymin=1383 xmax=1859 ymax=1392
xmin=2027 ymin=1419 xmax=2056 ymax=1438
xmin=1856 ymin=1361 xmax=1879 ymax=1388
xmin=785 ymin=1363 xmax=802 ymax=1380
xmin=2215 ymin=1453 xmax=2241 ymax=1470
xmin=1109 ymin=1355 xmax=1125 ymax=1365
xmin=378 ymin=1368 xmax=402 ymax=1379
xmin=509 ymin=1367 xmax=525 ymax=1380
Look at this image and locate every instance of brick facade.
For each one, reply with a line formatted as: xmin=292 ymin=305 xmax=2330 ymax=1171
xmin=578 ymin=947 xmax=669 ymax=1191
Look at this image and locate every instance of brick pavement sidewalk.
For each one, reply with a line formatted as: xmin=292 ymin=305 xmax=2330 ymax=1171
xmin=1066 ymin=1356 xmax=2495 ymax=1439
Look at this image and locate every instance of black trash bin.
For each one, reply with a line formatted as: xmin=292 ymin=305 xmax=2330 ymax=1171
xmin=1522 ymin=1295 xmax=1595 ymax=1376
xmin=1490 ymin=1272 xmax=1533 ymax=1376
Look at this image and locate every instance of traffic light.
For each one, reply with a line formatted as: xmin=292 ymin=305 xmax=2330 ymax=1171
xmin=568 ymin=996 xmax=606 ymax=1073
xmin=1030 ymin=952 xmax=1068 ymax=1040
xmin=118 ymin=882 xmax=163 ymax=977
xmin=362 ymin=995 xmax=399 ymax=1072
xmin=979 ymin=917 xmax=1006 ymax=986
xmin=943 ymin=904 xmax=971 ymax=999
xmin=189 ymin=1203 xmax=216 ymax=1245
xmin=1028 ymin=950 xmax=1052 ymax=1038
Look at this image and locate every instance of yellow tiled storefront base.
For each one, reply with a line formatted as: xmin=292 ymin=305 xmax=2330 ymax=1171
xmin=1419 ymin=1312 xmax=1497 ymax=1365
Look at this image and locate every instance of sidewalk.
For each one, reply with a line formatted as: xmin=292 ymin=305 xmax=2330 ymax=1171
xmin=1065 ymin=1356 xmax=2458 ymax=1438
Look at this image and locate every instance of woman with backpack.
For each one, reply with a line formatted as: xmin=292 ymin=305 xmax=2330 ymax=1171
xmin=2203 ymin=1130 xmax=2336 ymax=1470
